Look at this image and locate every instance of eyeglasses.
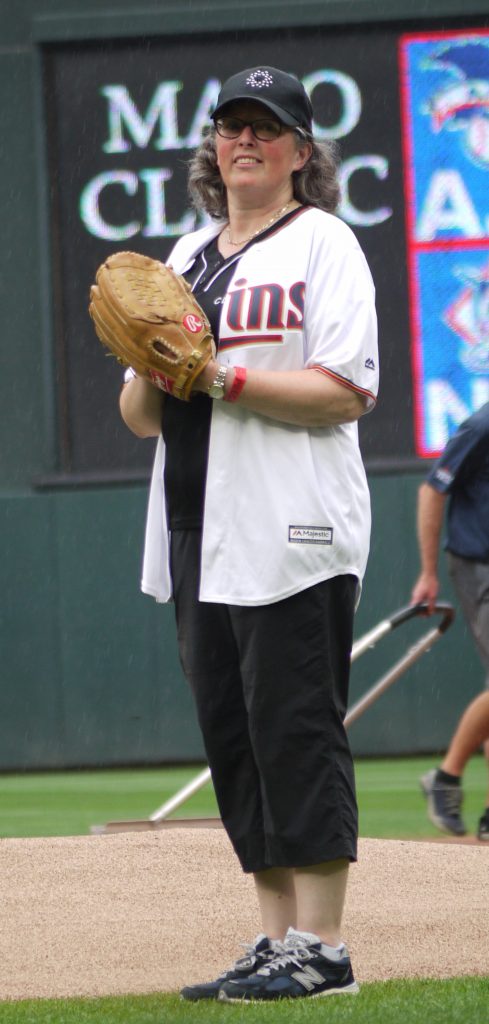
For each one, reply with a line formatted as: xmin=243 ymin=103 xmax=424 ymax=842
xmin=214 ymin=116 xmax=285 ymax=142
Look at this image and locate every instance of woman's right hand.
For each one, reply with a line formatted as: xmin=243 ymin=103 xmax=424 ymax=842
xmin=119 ymin=375 xmax=164 ymax=438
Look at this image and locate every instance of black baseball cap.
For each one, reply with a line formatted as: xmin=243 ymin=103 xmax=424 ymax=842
xmin=211 ymin=66 xmax=313 ymax=134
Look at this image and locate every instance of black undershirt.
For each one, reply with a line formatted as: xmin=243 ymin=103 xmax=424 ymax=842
xmin=162 ymin=236 xmax=234 ymax=529
xmin=162 ymin=208 xmax=304 ymax=529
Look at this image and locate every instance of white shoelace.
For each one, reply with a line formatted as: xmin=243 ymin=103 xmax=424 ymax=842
xmin=256 ymin=941 xmax=313 ymax=977
xmin=231 ymin=940 xmax=278 ymax=972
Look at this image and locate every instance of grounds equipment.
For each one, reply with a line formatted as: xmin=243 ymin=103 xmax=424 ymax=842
xmin=91 ymin=601 xmax=454 ymax=834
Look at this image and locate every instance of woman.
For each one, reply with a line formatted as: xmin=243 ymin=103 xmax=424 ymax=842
xmin=120 ymin=65 xmax=378 ymax=1002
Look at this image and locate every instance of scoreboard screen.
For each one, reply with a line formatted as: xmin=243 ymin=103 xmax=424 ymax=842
xmin=43 ymin=20 xmax=489 ymax=475
xmin=400 ymin=30 xmax=489 ymax=457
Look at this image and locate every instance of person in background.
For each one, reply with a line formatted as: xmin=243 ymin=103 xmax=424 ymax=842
xmin=411 ymin=401 xmax=489 ymax=842
xmin=120 ymin=65 xmax=378 ymax=1001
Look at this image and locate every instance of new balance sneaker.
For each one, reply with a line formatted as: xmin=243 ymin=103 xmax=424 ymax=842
xmin=218 ymin=928 xmax=359 ymax=1001
xmin=420 ymin=768 xmax=466 ymax=836
xmin=477 ymin=809 xmax=489 ymax=841
xmin=180 ymin=934 xmax=279 ymax=1001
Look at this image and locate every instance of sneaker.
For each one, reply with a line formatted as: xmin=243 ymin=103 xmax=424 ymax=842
xmin=218 ymin=928 xmax=359 ymax=1001
xmin=477 ymin=810 xmax=489 ymax=841
xmin=420 ymin=768 xmax=466 ymax=836
xmin=180 ymin=934 xmax=278 ymax=1001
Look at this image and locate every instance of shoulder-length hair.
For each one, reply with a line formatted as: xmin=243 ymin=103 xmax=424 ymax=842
xmin=187 ymin=128 xmax=340 ymax=220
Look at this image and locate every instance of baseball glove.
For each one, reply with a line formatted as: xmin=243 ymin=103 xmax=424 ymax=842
xmin=89 ymin=251 xmax=215 ymax=401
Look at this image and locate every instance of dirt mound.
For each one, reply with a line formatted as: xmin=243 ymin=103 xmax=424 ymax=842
xmin=0 ymin=831 xmax=486 ymax=999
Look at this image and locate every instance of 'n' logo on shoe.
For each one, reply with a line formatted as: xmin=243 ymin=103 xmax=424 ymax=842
xmin=290 ymin=965 xmax=326 ymax=992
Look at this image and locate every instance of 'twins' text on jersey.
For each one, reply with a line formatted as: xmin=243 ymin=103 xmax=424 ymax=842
xmin=221 ymin=278 xmax=305 ymax=348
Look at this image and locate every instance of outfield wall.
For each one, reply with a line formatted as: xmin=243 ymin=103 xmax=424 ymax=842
xmin=1 ymin=475 xmax=481 ymax=770
xmin=0 ymin=0 xmax=486 ymax=770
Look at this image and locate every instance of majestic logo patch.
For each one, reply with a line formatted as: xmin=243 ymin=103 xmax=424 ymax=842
xmin=365 ymin=357 xmax=376 ymax=369
xmin=433 ymin=466 xmax=454 ymax=486
xmin=288 ymin=525 xmax=333 ymax=545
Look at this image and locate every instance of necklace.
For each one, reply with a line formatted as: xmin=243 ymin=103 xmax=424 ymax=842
xmin=225 ymin=200 xmax=295 ymax=247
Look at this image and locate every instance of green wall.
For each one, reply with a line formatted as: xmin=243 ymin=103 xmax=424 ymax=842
xmin=1 ymin=476 xmax=481 ymax=769
xmin=1 ymin=485 xmax=205 ymax=768
xmin=0 ymin=0 xmax=486 ymax=769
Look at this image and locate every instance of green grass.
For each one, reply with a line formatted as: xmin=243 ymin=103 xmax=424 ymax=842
xmin=1 ymin=978 xmax=488 ymax=1024
xmin=356 ymin=753 xmax=487 ymax=840
xmin=0 ymin=760 xmax=487 ymax=1021
xmin=0 ymin=755 xmax=486 ymax=840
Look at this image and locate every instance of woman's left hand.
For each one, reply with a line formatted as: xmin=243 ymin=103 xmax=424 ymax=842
xmin=192 ymin=359 xmax=221 ymax=394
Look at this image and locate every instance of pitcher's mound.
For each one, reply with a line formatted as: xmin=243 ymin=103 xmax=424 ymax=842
xmin=0 ymin=831 xmax=486 ymax=1000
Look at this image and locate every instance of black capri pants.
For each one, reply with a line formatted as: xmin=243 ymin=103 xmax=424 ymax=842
xmin=170 ymin=530 xmax=358 ymax=874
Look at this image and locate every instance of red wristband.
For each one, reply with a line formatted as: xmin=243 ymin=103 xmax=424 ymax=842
xmin=224 ymin=366 xmax=247 ymax=403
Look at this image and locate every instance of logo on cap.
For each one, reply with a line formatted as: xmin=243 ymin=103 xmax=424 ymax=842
xmin=246 ymin=70 xmax=274 ymax=89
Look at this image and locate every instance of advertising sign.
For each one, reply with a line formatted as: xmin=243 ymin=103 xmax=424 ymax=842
xmin=400 ymin=30 xmax=489 ymax=456
xmin=43 ymin=21 xmax=489 ymax=474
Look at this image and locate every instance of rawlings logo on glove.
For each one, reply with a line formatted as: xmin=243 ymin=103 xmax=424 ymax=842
xmin=89 ymin=251 xmax=215 ymax=401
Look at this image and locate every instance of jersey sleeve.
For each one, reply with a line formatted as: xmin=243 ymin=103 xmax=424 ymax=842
xmin=427 ymin=415 xmax=487 ymax=493
xmin=303 ymin=220 xmax=379 ymax=410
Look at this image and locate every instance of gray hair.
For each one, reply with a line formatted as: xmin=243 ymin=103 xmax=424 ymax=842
xmin=187 ymin=128 xmax=340 ymax=220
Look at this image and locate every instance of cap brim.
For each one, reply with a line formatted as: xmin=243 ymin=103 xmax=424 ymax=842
xmin=211 ymin=95 xmax=300 ymax=127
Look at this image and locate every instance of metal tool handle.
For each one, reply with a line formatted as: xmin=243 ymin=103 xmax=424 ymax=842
xmin=149 ymin=767 xmax=212 ymax=823
xmin=347 ymin=602 xmax=455 ymax=727
xmin=150 ymin=601 xmax=455 ymax=823
xmin=351 ymin=601 xmax=454 ymax=660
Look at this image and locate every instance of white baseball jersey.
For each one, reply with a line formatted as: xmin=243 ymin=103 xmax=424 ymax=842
xmin=141 ymin=207 xmax=378 ymax=606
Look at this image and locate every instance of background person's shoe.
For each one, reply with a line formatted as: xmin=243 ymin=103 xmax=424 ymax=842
xmin=420 ymin=768 xmax=466 ymax=836
xmin=477 ymin=810 xmax=489 ymax=841
xmin=180 ymin=934 xmax=279 ymax=1001
xmin=218 ymin=929 xmax=359 ymax=1002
